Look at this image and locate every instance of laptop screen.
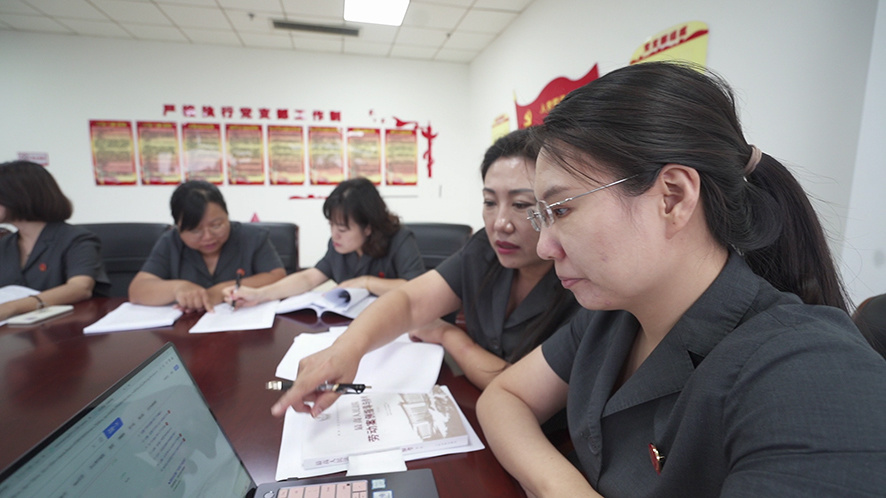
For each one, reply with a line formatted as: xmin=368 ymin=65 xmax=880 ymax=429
xmin=0 ymin=343 xmax=255 ymax=497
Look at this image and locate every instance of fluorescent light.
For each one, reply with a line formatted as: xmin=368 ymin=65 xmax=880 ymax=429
xmin=344 ymin=0 xmax=409 ymax=26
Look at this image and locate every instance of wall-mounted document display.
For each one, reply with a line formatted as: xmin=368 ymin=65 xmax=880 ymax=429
xmin=385 ymin=129 xmax=418 ymax=185
xmin=182 ymin=123 xmax=223 ymax=184
xmin=308 ymin=126 xmax=344 ymax=185
xmin=268 ymin=125 xmax=306 ymax=185
xmin=137 ymin=121 xmax=182 ymax=185
xmin=225 ymin=124 xmax=265 ymax=185
xmin=347 ymin=127 xmax=382 ymax=185
xmin=89 ymin=120 xmax=137 ymax=185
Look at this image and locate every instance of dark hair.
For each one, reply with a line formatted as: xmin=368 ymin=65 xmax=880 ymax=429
xmin=170 ymin=180 xmax=228 ymax=231
xmin=476 ymin=129 xmax=578 ymax=362
xmin=323 ymin=177 xmax=400 ymax=258
xmin=481 ymin=128 xmax=539 ymax=180
xmin=532 ymin=61 xmax=848 ymax=312
xmin=0 ymin=160 xmax=73 ymax=222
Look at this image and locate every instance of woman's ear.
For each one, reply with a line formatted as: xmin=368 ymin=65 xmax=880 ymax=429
xmin=656 ymin=164 xmax=701 ymax=236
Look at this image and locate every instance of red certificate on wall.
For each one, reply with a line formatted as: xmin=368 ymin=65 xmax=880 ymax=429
xmin=137 ymin=121 xmax=181 ymax=185
xmin=226 ymin=124 xmax=265 ymax=185
xmin=347 ymin=127 xmax=382 ymax=184
xmin=90 ymin=120 xmax=137 ymax=185
xmin=309 ymin=126 xmax=344 ymax=185
xmin=385 ymin=129 xmax=418 ymax=185
xmin=182 ymin=123 xmax=223 ymax=184
xmin=268 ymin=125 xmax=305 ymax=185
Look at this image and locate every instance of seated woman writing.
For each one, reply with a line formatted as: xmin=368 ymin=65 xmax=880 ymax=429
xmin=0 ymin=160 xmax=109 ymax=321
xmin=268 ymin=129 xmax=581 ymax=419
xmin=128 ymin=180 xmax=286 ymax=312
xmin=225 ymin=177 xmax=425 ymax=305
xmin=476 ymin=62 xmax=886 ymax=497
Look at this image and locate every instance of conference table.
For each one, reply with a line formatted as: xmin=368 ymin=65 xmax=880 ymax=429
xmin=0 ymin=297 xmax=526 ymax=497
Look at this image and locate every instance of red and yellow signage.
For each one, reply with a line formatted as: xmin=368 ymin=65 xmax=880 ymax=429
xmin=90 ymin=120 xmax=137 ymax=185
xmin=630 ymin=21 xmax=709 ymax=66
xmin=515 ymin=64 xmax=599 ymax=129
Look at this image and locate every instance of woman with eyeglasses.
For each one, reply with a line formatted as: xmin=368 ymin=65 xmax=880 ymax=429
xmin=223 ymin=177 xmax=425 ymax=307
xmin=0 ymin=160 xmax=110 ymax=321
xmin=475 ymin=62 xmax=886 ymax=497
xmin=268 ymin=129 xmax=580 ymax=419
xmin=128 ymin=180 xmax=286 ymax=312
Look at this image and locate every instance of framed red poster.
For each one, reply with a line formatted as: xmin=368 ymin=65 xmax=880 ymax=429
xmin=347 ymin=127 xmax=382 ymax=184
xmin=89 ymin=120 xmax=137 ymax=185
xmin=225 ymin=124 xmax=265 ymax=185
xmin=385 ymin=129 xmax=418 ymax=185
xmin=308 ymin=126 xmax=344 ymax=185
xmin=268 ymin=125 xmax=305 ymax=185
xmin=137 ymin=121 xmax=181 ymax=185
xmin=182 ymin=123 xmax=223 ymax=184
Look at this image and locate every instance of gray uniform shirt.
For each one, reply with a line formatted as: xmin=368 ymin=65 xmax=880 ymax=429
xmin=543 ymin=252 xmax=886 ymax=497
xmin=140 ymin=222 xmax=283 ymax=286
xmin=314 ymin=227 xmax=425 ymax=283
xmin=436 ymin=230 xmax=579 ymax=361
xmin=0 ymin=222 xmax=109 ymax=296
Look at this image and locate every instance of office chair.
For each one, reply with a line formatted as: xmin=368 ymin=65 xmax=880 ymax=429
xmin=404 ymin=222 xmax=473 ymax=270
xmin=250 ymin=221 xmax=299 ymax=274
xmin=853 ymin=293 xmax=886 ymax=360
xmin=78 ymin=222 xmax=171 ymax=298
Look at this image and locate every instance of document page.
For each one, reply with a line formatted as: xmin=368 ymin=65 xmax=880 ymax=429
xmin=83 ymin=303 xmax=183 ymax=334
xmin=188 ymin=301 xmax=278 ymax=333
xmin=0 ymin=285 xmax=39 ymax=327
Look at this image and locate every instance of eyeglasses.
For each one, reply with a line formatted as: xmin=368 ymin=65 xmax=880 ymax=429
xmin=180 ymin=219 xmax=228 ymax=239
xmin=527 ymin=175 xmax=636 ymax=232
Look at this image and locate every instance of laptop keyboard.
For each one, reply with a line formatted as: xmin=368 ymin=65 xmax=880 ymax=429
xmin=273 ymin=480 xmax=370 ymax=497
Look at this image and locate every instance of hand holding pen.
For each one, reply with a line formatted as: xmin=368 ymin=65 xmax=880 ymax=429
xmin=270 ymin=343 xmax=363 ymax=418
xmin=266 ymin=380 xmax=370 ymax=394
xmin=231 ymin=268 xmax=245 ymax=310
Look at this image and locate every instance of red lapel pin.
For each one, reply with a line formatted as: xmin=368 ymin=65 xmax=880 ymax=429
xmin=648 ymin=443 xmax=665 ymax=475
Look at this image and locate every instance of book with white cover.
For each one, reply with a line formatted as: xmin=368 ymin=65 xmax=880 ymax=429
xmin=301 ymin=385 xmax=469 ymax=470
xmin=276 ymin=287 xmax=377 ymax=320
xmin=83 ymin=302 xmax=183 ymax=334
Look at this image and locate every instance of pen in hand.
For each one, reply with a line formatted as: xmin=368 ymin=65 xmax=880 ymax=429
xmin=231 ymin=268 xmax=244 ymax=310
xmin=265 ymin=380 xmax=370 ymax=394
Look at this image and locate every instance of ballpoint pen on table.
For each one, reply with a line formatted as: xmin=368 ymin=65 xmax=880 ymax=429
xmin=232 ymin=268 xmax=244 ymax=310
xmin=264 ymin=380 xmax=370 ymax=394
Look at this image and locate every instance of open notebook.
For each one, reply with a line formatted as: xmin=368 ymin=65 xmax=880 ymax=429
xmin=0 ymin=343 xmax=439 ymax=498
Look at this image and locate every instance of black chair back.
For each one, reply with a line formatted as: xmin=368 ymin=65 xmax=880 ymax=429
xmin=78 ymin=222 xmax=171 ymax=297
xmin=250 ymin=221 xmax=299 ymax=274
xmin=405 ymin=223 xmax=473 ymax=270
xmin=853 ymin=293 xmax=886 ymax=360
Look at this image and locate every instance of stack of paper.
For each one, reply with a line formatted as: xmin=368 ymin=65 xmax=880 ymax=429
xmin=188 ymin=301 xmax=278 ymax=333
xmin=0 ymin=285 xmax=40 ymax=327
xmin=83 ymin=302 xmax=182 ymax=334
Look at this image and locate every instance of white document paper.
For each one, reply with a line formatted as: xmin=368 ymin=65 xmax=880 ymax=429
xmin=188 ymin=301 xmax=278 ymax=333
xmin=274 ymin=326 xmax=444 ymax=393
xmin=0 ymin=285 xmax=40 ymax=327
xmin=83 ymin=302 xmax=183 ymax=334
xmin=275 ymin=385 xmax=485 ymax=480
xmin=276 ymin=288 xmax=377 ymax=319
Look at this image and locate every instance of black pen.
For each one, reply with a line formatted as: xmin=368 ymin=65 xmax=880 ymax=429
xmin=264 ymin=380 xmax=370 ymax=394
xmin=232 ymin=268 xmax=244 ymax=310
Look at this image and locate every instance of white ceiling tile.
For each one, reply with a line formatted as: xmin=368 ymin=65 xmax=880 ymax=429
xmin=389 ymin=45 xmax=437 ymax=59
xmin=126 ymin=24 xmax=189 ymax=42
xmin=402 ymin=3 xmax=465 ymax=30
xmin=155 ymin=0 xmax=217 ymax=6
xmin=24 ymin=0 xmax=106 ymax=20
xmin=418 ymin=0 xmax=473 ymax=7
xmin=343 ymin=39 xmax=390 ymax=56
xmin=395 ymin=26 xmax=448 ymax=47
xmin=353 ymin=23 xmax=397 ymax=43
xmin=434 ymin=48 xmax=476 ymax=63
xmin=0 ymin=1 xmax=42 ymax=15
xmin=239 ymin=32 xmax=295 ymax=49
xmin=228 ymin=11 xmax=281 ymax=33
xmin=281 ymin=0 xmax=343 ymax=19
xmin=218 ymin=0 xmax=284 ymax=12
xmin=159 ymin=4 xmax=231 ymax=29
xmin=473 ymin=0 xmax=534 ymax=12
xmin=292 ymin=35 xmax=343 ymax=53
xmin=57 ymin=19 xmax=131 ymax=37
xmin=90 ymin=0 xmax=171 ymax=25
xmin=0 ymin=13 xmax=73 ymax=32
xmin=185 ymin=28 xmax=242 ymax=46
xmin=444 ymin=31 xmax=495 ymax=50
xmin=457 ymin=9 xmax=517 ymax=34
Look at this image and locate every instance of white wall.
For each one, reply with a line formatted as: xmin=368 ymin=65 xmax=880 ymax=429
xmin=841 ymin=1 xmax=886 ymax=305
xmin=0 ymin=32 xmax=474 ymax=267
xmin=468 ymin=0 xmax=880 ymax=306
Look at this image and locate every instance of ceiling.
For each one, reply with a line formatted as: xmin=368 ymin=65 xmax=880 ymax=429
xmin=0 ymin=0 xmax=534 ymax=63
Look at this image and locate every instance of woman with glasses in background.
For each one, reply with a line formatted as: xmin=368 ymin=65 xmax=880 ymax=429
xmin=129 ymin=180 xmax=286 ymax=312
xmin=224 ymin=177 xmax=425 ymax=306
xmin=268 ymin=129 xmax=581 ymax=419
xmin=476 ymin=62 xmax=886 ymax=497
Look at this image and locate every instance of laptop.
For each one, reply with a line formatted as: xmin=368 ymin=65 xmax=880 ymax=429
xmin=0 ymin=343 xmax=439 ymax=498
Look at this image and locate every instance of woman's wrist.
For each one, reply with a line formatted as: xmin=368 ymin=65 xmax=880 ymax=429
xmin=32 ymin=294 xmax=46 ymax=310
